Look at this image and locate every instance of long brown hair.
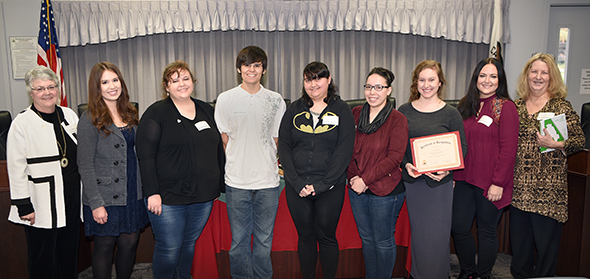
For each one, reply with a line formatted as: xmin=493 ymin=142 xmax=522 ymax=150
xmin=408 ymin=60 xmax=446 ymax=102
xmin=87 ymin=62 xmax=138 ymax=136
xmin=457 ymin=58 xmax=510 ymax=120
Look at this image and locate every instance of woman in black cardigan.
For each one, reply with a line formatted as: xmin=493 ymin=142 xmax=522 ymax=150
xmin=136 ymin=61 xmax=225 ymax=279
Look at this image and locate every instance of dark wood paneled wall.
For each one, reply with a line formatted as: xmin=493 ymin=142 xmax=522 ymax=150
xmin=557 ymin=150 xmax=590 ymax=277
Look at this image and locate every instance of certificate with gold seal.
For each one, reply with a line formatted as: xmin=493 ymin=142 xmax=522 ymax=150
xmin=410 ymin=131 xmax=464 ymax=174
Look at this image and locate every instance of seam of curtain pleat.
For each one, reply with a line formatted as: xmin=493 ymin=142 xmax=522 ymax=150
xmin=53 ymin=0 xmax=506 ymax=46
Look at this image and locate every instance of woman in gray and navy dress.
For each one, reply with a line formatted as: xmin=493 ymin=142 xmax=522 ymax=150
xmin=78 ymin=62 xmax=149 ymax=279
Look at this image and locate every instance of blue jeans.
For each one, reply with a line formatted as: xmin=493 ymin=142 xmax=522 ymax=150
xmin=348 ymin=189 xmax=405 ymax=279
xmin=225 ymin=185 xmax=280 ymax=279
xmin=146 ymin=200 xmax=213 ymax=279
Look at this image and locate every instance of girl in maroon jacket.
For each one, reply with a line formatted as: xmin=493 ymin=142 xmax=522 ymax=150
xmin=452 ymin=58 xmax=519 ymax=279
xmin=346 ymin=67 xmax=408 ymax=279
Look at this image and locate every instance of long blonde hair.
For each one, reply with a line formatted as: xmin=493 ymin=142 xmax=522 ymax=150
xmin=516 ymin=53 xmax=567 ymax=100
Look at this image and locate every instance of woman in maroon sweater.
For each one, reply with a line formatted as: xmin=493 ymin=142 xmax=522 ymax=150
xmin=452 ymin=58 xmax=519 ymax=279
xmin=346 ymin=67 xmax=408 ymax=279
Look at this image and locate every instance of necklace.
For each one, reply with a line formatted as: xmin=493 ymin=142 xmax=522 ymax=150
xmin=36 ymin=109 xmax=68 ymax=168
xmin=56 ymin=112 xmax=68 ymax=168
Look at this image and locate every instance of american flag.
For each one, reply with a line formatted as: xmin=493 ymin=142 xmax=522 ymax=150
xmin=37 ymin=0 xmax=67 ymax=107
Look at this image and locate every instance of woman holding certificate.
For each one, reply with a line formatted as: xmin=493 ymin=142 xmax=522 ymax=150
xmin=346 ymin=67 xmax=408 ymax=279
xmin=510 ymin=53 xmax=585 ymax=278
xmin=398 ymin=60 xmax=467 ymax=279
xmin=452 ymin=58 xmax=519 ymax=279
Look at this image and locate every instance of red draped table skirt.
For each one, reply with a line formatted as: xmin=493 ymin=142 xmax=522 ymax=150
xmin=191 ymin=187 xmax=411 ymax=278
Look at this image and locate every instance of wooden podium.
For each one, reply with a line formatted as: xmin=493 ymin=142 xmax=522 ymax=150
xmin=557 ymin=149 xmax=590 ymax=277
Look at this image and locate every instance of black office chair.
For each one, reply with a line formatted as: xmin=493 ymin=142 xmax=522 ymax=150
xmin=0 ymin=111 xmax=11 ymax=135
xmin=0 ymin=110 xmax=12 ymax=160
xmin=581 ymin=102 xmax=590 ymax=149
xmin=78 ymin=102 xmax=139 ymax=116
xmin=445 ymin=99 xmax=461 ymax=108
xmin=206 ymin=99 xmax=216 ymax=109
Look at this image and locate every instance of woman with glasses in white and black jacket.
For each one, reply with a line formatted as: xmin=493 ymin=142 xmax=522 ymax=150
xmin=7 ymin=66 xmax=81 ymax=279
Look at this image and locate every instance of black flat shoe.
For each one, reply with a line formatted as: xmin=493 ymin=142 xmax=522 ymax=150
xmin=474 ymin=274 xmax=491 ymax=279
xmin=457 ymin=270 xmax=474 ymax=279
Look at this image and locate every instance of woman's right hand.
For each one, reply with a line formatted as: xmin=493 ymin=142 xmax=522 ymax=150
xmin=92 ymin=206 xmax=108 ymax=224
xmin=299 ymin=185 xmax=316 ymax=197
xmin=405 ymin=163 xmax=422 ymax=178
xmin=20 ymin=212 xmax=35 ymax=225
xmin=147 ymin=194 xmax=163 ymax=216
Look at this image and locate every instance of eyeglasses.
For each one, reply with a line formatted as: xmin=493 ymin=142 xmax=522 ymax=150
xmin=243 ymin=63 xmax=263 ymax=69
xmin=32 ymin=85 xmax=58 ymax=92
xmin=363 ymin=84 xmax=390 ymax=92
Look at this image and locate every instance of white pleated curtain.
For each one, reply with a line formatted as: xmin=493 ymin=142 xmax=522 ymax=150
xmin=54 ymin=0 xmax=509 ymax=113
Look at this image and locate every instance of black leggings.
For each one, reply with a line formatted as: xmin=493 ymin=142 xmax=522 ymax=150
xmin=451 ymin=181 xmax=503 ymax=276
xmin=285 ymin=183 xmax=345 ymax=279
xmin=92 ymin=232 xmax=140 ymax=279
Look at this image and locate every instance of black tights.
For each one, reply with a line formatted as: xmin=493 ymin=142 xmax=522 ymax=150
xmin=92 ymin=232 xmax=140 ymax=279
xmin=285 ymin=183 xmax=345 ymax=279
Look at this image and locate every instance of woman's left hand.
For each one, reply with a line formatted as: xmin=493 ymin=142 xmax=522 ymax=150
xmin=537 ymin=129 xmax=564 ymax=150
xmin=487 ymin=184 xmax=503 ymax=202
xmin=425 ymin=170 xmax=449 ymax=182
xmin=350 ymin=176 xmax=367 ymax=195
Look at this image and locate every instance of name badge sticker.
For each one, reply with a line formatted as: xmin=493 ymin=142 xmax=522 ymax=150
xmin=478 ymin=115 xmax=493 ymax=127
xmin=322 ymin=115 xmax=339 ymax=126
xmin=195 ymin=121 xmax=211 ymax=131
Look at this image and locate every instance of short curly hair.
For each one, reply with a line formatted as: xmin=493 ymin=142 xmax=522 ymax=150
xmin=160 ymin=61 xmax=197 ymax=99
